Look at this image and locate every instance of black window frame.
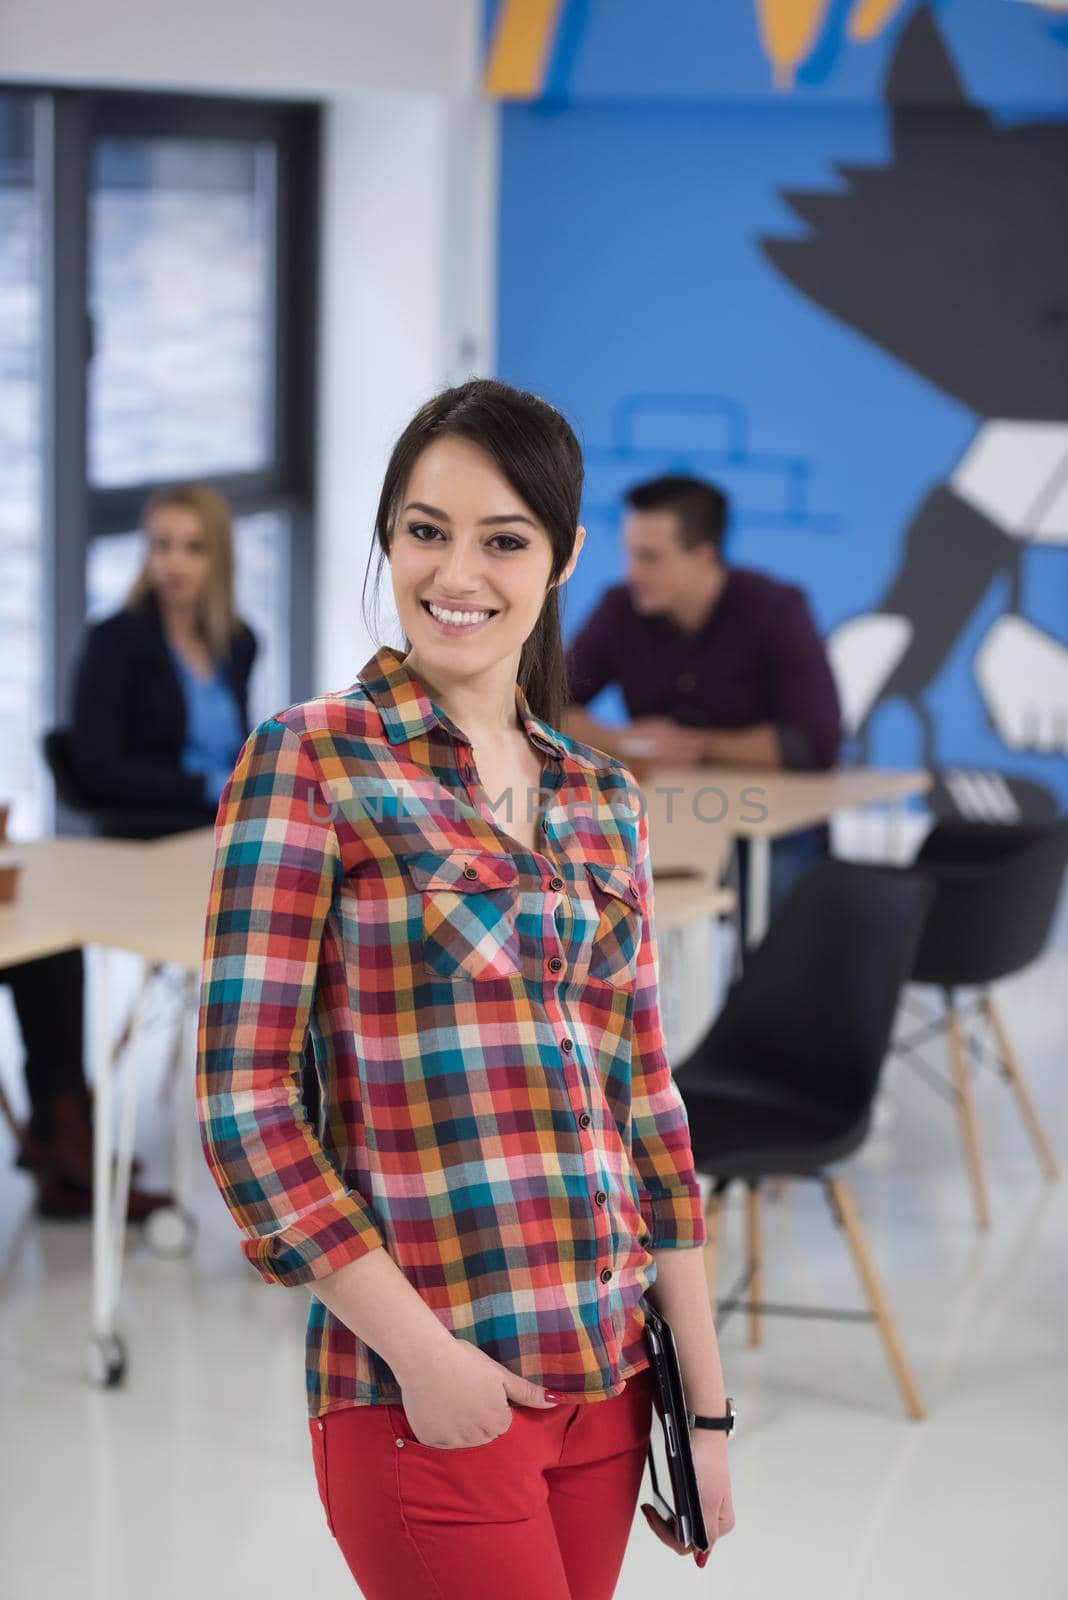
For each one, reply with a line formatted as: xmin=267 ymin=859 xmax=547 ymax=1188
xmin=2 ymin=82 xmax=320 ymax=831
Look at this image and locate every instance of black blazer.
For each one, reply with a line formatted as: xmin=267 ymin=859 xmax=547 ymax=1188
xmin=69 ymin=589 xmax=258 ymax=817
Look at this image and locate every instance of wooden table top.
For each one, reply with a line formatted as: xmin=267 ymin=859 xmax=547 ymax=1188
xmin=634 ymin=761 xmax=930 ymax=872
xmin=0 ymin=835 xmax=213 ymax=970
xmin=2 ymin=759 xmax=925 ymax=970
xmin=0 ymin=827 xmax=734 ymax=973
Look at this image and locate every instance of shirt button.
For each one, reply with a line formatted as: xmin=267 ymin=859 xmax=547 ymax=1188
xmin=677 ymin=671 xmax=696 ymax=692
xmin=549 ymin=875 xmax=564 ymax=891
xmin=600 ymin=1268 xmax=613 ymax=1284
xmin=595 ymin=1190 xmax=607 ymax=1206
xmin=578 ymin=1112 xmax=591 ymax=1128
xmin=548 ymin=956 xmax=564 ymax=972
xmin=561 ymin=1037 xmax=574 ymax=1053
xmin=463 ymin=865 xmax=478 ymax=879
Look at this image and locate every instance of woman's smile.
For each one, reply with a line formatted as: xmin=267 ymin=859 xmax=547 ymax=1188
xmin=420 ymin=597 xmax=499 ymax=635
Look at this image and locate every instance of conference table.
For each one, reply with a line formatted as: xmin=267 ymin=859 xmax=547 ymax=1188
xmin=0 ymin=834 xmax=214 ymax=1384
xmin=635 ymin=762 xmax=932 ymax=944
xmin=0 ymin=826 xmax=733 ymax=1388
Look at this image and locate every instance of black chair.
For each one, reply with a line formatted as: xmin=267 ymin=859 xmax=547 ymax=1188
xmin=43 ymin=727 xmax=211 ymax=841
xmin=925 ymin=767 xmax=1059 ymax=826
xmin=674 ymin=858 xmax=936 ymax=1419
xmin=891 ymin=819 xmax=1066 ymax=1228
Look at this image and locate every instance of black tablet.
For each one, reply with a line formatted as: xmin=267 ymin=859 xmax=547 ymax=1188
xmin=641 ymin=1297 xmax=710 ymax=1553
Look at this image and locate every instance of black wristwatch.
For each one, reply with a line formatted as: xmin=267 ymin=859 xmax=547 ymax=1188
xmin=688 ymin=1397 xmax=736 ymax=1434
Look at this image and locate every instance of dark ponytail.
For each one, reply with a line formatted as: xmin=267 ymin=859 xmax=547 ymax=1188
xmin=361 ymin=378 xmax=583 ymax=730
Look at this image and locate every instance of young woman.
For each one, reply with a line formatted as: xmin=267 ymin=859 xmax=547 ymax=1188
xmin=196 ymin=380 xmax=735 ymax=1598
xmin=69 ymin=481 xmax=257 ymax=838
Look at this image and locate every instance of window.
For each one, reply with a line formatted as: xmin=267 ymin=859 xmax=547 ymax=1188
xmin=89 ymin=137 xmax=276 ymax=486
xmin=0 ymin=94 xmax=46 ymax=837
xmin=0 ymin=87 xmax=318 ymax=838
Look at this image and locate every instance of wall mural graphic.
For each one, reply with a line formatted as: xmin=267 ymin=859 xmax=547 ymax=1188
xmin=494 ymin=0 xmax=1068 ymax=812
xmin=755 ymin=0 xmax=909 ymax=89
xmin=761 ymin=7 xmax=1068 ymax=795
xmin=484 ymin=0 xmax=1068 ymax=101
xmin=580 ymin=393 xmax=837 ymax=544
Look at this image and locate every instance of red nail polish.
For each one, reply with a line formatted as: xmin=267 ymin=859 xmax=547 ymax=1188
xmin=544 ymin=1391 xmax=563 ymax=1402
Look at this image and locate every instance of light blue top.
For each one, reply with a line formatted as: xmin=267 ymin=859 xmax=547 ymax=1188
xmin=167 ymin=642 xmax=245 ymax=807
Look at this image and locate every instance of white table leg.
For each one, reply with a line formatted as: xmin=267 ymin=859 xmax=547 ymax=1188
xmin=108 ymin=962 xmax=153 ymax=1314
xmin=172 ymin=970 xmax=198 ymax=1211
xmin=90 ymin=944 xmax=110 ymax=1338
xmin=88 ymin=943 xmax=125 ymax=1385
xmin=659 ymin=924 xmax=681 ymax=1059
xmin=660 ymin=915 xmax=722 ymax=1064
xmin=139 ymin=965 xmax=200 ymax=1259
xmin=683 ymin=913 xmax=719 ymax=1057
xmin=87 ymin=946 xmax=150 ymax=1387
xmin=885 ymin=796 xmax=907 ymax=864
xmin=676 ymin=920 xmax=696 ymax=1057
xmin=746 ymin=836 xmax=771 ymax=947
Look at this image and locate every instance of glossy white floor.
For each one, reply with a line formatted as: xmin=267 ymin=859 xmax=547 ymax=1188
xmin=1 ymin=896 xmax=1065 ymax=1600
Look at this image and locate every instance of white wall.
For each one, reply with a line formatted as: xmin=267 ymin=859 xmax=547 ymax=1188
xmin=0 ymin=0 xmax=478 ymax=97
xmin=315 ymin=91 xmax=499 ymax=694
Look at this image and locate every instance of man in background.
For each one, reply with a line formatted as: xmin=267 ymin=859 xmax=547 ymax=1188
xmin=562 ymin=474 xmax=842 ymax=921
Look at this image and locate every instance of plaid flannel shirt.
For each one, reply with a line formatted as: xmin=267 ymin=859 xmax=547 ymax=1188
xmin=196 ymin=644 xmax=706 ymax=1419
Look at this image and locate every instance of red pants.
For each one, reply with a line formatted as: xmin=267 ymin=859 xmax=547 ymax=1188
xmin=308 ymin=1363 xmax=656 ymax=1599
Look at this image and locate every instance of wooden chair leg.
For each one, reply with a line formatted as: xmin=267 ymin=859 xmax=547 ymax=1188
xmin=980 ymin=992 xmax=1060 ymax=1181
xmin=703 ymin=1182 xmax=726 ymax=1311
xmin=946 ymin=997 xmax=991 ymax=1229
xmin=745 ymin=1180 xmax=763 ymax=1348
xmin=825 ymin=1175 xmax=926 ymax=1421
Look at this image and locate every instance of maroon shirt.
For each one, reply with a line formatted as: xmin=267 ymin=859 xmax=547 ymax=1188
xmin=565 ymin=569 xmax=842 ymax=771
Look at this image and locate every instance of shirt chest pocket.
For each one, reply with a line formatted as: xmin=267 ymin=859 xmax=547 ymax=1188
xmin=583 ymin=861 xmax=643 ymax=989
xmin=406 ymin=849 xmax=521 ymax=982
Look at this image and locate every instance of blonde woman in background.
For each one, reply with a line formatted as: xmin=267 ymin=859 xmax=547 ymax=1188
xmin=69 ymin=482 xmax=258 ymax=835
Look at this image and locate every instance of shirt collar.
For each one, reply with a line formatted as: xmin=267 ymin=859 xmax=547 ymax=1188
xmin=354 ymin=644 xmax=586 ymax=766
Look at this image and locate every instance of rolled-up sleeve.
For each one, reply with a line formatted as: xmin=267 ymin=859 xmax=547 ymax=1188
xmin=196 ymin=716 xmax=386 ymax=1287
xmin=625 ymin=787 xmax=707 ymax=1250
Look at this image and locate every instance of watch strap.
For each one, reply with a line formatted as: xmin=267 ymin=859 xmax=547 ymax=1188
xmin=688 ymin=1398 xmax=735 ymax=1432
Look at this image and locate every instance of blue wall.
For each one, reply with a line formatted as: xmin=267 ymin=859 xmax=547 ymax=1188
xmin=494 ymin=1 xmax=1068 ymax=800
